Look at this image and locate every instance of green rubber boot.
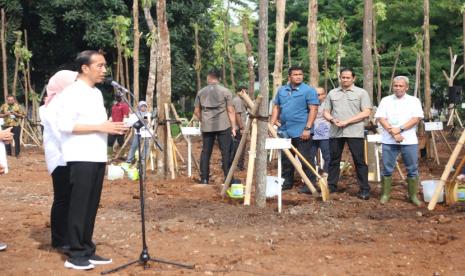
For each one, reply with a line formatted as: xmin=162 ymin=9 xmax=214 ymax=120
xmin=380 ymin=176 xmax=392 ymax=204
xmin=407 ymin=176 xmax=422 ymax=207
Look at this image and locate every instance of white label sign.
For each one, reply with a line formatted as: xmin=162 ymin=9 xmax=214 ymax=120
xmin=265 ymin=138 xmax=292 ymax=150
xmin=461 ymin=103 xmax=465 ymax=109
xmin=181 ymin=127 xmax=201 ymax=136
xmin=424 ymin=122 xmax=443 ymax=131
xmin=367 ymin=134 xmax=382 ymax=143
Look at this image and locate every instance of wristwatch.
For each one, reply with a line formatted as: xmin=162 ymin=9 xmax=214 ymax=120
xmin=304 ymin=126 xmax=311 ymax=131
xmin=400 ymin=126 xmax=404 ymax=132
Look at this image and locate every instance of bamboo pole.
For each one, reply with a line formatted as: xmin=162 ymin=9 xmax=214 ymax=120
xmin=244 ymin=118 xmax=258 ymax=205
xmin=221 ymin=96 xmax=263 ymax=196
xmin=164 ymin=103 xmax=175 ymax=179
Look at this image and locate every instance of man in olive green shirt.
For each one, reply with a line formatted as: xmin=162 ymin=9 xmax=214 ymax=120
xmin=194 ymin=70 xmax=236 ymax=184
xmin=324 ymin=68 xmax=372 ymax=199
xmin=0 ymin=95 xmax=25 ymax=157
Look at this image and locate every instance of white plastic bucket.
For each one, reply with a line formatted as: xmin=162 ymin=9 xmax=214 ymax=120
xmin=107 ymin=164 xmax=124 ymax=180
xmin=266 ymin=176 xmax=284 ymax=197
xmin=421 ymin=180 xmax=443 ymax=203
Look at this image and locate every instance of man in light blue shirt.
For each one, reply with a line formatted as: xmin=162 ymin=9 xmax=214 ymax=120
xmin=270 ymin=65 xmax=319 ymax=190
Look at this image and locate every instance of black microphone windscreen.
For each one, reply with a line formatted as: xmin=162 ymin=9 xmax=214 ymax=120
xmin=104 ymin=76 xmax=114 ymax=86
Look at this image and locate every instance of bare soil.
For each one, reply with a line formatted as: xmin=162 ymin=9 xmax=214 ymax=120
xmin=1 ymin=140 xmax=465 ymax=275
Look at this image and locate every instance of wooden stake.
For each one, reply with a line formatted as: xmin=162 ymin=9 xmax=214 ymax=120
xmin=431 ymin=130 xmax=440 ymax=165
xmin=164 ymin=103 xmax=175 ymax=179
xmin=244 ymin=118 xmax=258 ymax=205
xmin=170 ymin=103 xmax=200 ymax=172
xmin=428 ymin=128 xmax=465 ymax=210
xmin=439 ymin=130 xmax=453 ymax=153
xmin=221 ymin=96 xmax=263 ymax=196
xmin=238 ymin=91 xmax=319 ymax=197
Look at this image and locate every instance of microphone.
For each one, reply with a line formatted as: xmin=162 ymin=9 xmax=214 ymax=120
xmin=104 ymin=77 xmax=129 ymax=93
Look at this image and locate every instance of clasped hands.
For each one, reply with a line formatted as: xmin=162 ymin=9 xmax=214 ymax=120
xmin=0 ymin=127 xmax=13 ymax=144
xmin=387 ymin=126 xmax=404 ymax=143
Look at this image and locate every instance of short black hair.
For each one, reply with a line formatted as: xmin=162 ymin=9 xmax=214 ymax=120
xmin=207 ymin=69 xmax=221 ymax=80
xmin=288 ymin=65 xmax=304 ymax=76
xmin=75 ymin=50 xmax=103 ymax=73
xmin=340 ymin=67 xmax=355 ymax=77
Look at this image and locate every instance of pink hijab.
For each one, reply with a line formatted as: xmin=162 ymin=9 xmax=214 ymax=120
xmin=45 ymin=70 xmax=78 ymax=106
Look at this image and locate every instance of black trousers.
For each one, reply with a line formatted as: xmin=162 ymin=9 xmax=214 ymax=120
xmin=3 ymin=125 xmax=21 ymax=156
xmin=230 ymin=129 xmax=245 ymax=169
xmin=328 ymin=137 xmax=370 ymax=192
xmin=107 ymin=134 xmax=125 ymax=147
xmin=50 ymin=166 xmax=71 ymax=247
xmin=282 ymin=137 xmax=313 ymax=188
xmin=200 ymin=128 xmax=232 ymax=180
xmin=67 ymin=162 xmax=105 ymax=258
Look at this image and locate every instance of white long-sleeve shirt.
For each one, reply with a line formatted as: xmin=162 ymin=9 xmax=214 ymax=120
xmin=56 ymin=79 xmax=108 ymax=162
xmin=40 ymin=101 xmax=66 ymax=174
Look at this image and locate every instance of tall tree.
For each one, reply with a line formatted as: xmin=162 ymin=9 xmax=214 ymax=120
xmin=156 ymin=0 xmax=172 ymax=177
xmin=133 ymin=0 xmax=140 ymax=105
xmin=307 ymin=0 xmax=319 ymax=87
xmin=363 ymin=0 xmax=374 ymax=102
xmin=223 ymin=1 xmax=236 ymax=90
xmin=423 ymin=0 xmax=431 ymax=157
xmin=272 ymin=0 xmax=293 ymax=97
xmin=373 ymin=1 xmax=386 ymax=105
xmin=193 ymin=23 xmax=202 ymax=92
xmin=241 ymin=12 xmax=255 ymax=98
xmin=142 ymin=0 xmax=157 ymax=112
xmin=1 ymin=9 xmax=7 ymax=100
xmin=254 ymin=0 xmax=269 ymax=208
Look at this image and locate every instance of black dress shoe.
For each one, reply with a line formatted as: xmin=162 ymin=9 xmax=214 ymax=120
xmin=357 ymin=190 xmax=370 ymax=200
xmin=329 ymin=185 xmax=338 ymax=193
xmin=199 ymin=179 xmax=209 ymax=184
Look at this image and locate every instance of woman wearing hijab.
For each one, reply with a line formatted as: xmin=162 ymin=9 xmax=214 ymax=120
xmin=41 ymin=70 xmax=78 ymax=251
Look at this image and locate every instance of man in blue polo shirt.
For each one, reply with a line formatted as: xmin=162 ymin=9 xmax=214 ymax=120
xmin=270 ymin=65 xmax=319 ymax=190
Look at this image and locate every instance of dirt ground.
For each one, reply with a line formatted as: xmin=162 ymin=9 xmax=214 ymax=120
xmin=1 ymin=139 xmax=465 ymax=276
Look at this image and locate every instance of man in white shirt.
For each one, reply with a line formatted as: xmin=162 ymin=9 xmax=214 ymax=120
xmin=0 ymin=127 xmax=13 ymax=251
xmin=56 ymin=50 xmax=128 ymax=270
xmin=375 ymin=76 xmax=424 ymax=206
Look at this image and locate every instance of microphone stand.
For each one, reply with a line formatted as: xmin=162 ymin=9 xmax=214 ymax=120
xmin=102 ymin=87 xmax=194 ymax=274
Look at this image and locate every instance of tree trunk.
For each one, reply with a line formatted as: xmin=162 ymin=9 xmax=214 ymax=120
xmin=241 ymin=15 xmax=255 ymax=98
xmin=221 ymin=61 xmax=228 ymax=87
xmin=388 ymin=44 xmax=402 ymax=94
xmin=336 ymin=18 xmax=345 ymax=86
xmin=414 ymin=53 xmax=422 ymax=98
xmin=24 ymin=30 xmax=32 ymax=94
xmin=193 ymin=23 xmax=202 ymax=92
xmin=373 ymin=13 xmax=382 ymax=105
xmin=423 ymin=0 xmax=431 ymax=158
xmin=463 ymin=9 xmax=465 ymax=84
xmin=307 ymin=0 xmax=319 ymax=87
xmin=272 ymin=0 xmax=293 ymax=98
xmin=363 ymin=0 xmax=374 ymax=102
xmin=423 ymin=0 xmax=431 ymax=118
xmin=124 ymin=55 xmax=131 ymax=104
xmin=1 ymin=9 xmax=7 ymax=100
xmin=133 ymin=0 xmax=140 ymax=105
xmin=156 ymin=0 xmax=172 ymax=177
xmin=143 ymin=5 xmax=158 ymax=112
xmin=223 ymin=3 xmax=236 ymax=90
xmin=323 ymin=46 xmax=328 ymax=92
xmin=287 ymin=28 xmax=292 ymax=67
xmin=254 ymin=0 xmax=269 ymax=208
xmin=12 ymin=57 xmax=18 ymax=96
